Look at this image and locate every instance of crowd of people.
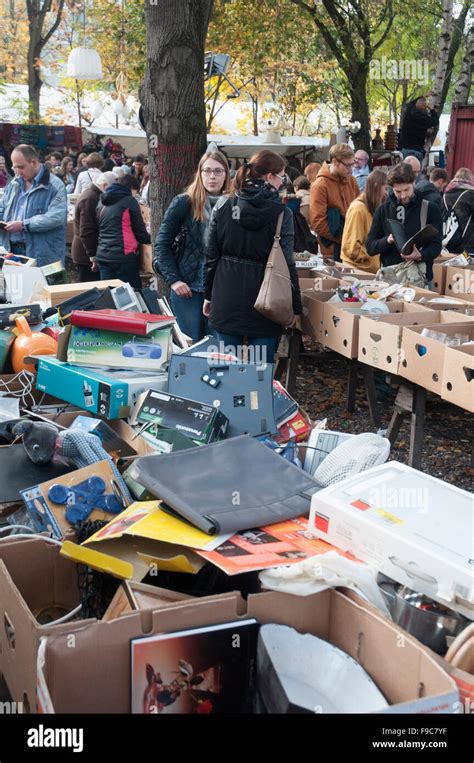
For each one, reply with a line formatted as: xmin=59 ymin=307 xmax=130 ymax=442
xmin=0 ymin=107 xmax=473 ymax=361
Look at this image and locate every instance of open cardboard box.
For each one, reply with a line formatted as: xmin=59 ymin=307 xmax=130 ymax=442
xmin=300 ymin=290 xmax=334 ymax=340
xmin=299 ymin=276 xmax=340 ymax=292
xmin=37 ymin=587 xmax=458 ymax=714
xmin=29 ymin=279 xmax=125 ymax=307
xmin=0 ymin=538 xmax=95 ymax=710
xmin=357 ymin=308 xmax=472 ymax=375
xmin=441 ymin=343 xmax=474 ymax=413
xmin=431 ymin=255 xmax=456 ymax=294
xmin=400 ymin=321 xmax=474 ymax=395
xmin=321 ymin=300 xmax=407 ymax=359
xmin=445 ymin=264 xmax=474 ymax=296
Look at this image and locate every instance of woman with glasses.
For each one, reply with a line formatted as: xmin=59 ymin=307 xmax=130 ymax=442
xmin=203 ymin=149 xmax=302 ymax=366
xmin=309 ymin=143 xmax=360 ymax=260
xmin=154 ymin=151 xmax=230 ymax=343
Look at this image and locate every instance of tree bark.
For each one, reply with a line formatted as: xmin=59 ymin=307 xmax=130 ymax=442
xmin=348 ymin=67 xmax=372 ymax=155
xmin=26 ymin=0 xmax=65 ymax=122
xmin=140 ymin=0 xmax=214 ymax=241
xmin=432 ymin=0 xmax=454 ymax=114
xmin=440 ymin=0 xmax=471 ymax=112
xmin=453 ymin=24 xmax=474 ymax=105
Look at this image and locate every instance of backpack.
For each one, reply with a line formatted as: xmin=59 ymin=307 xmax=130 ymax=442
xmin=442 ymin=190 xmax=471 ymax=250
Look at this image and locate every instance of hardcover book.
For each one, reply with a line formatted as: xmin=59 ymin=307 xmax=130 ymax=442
xmin=131 ymin=618 xmax=259 ymax=714
xmin=70 ymin=309 xmax=175 ymax=335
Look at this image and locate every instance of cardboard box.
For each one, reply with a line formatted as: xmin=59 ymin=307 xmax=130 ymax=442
xmin=432 ymin=256 xmax=456 ymax=294
xmin=30 ymin=279 xmax=125 ymax=307
xmin=37 ymin=588 xmax=458 ymax=713
xmin=67 ymin=325 xmax=172 ymax=372
xmin=130 ymin=389 xmax=229 ymax=445
xmin=309 ymin=461 xmax=473 ymax=619
xmin=36 ymin=356 xmax=168 ymax=419
xmin=445 ymin=264 xmax=474 ymax=296
xmin=0 ymin=538 xmax=95 ymax=709
xmin=358 ymin=309 xmax=447 ymax=374
xmin=322 ymin=300 xmax=404 ymax=359
xmin=441 ymin=344 xmax=474 ymax=412
xmin=300 ymin=291 xmax=334 ymax=339
xmin=400 ymin=320 xmax=474 ymax=395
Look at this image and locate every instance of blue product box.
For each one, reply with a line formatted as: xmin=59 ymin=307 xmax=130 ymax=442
xmin=36 ymin=357 xmax=168 ymax=419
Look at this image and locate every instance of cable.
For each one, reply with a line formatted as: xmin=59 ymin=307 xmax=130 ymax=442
xmin=0 ymin=524 xmax=36 ymax=534
xmin=45 ymin=604 xmax=82 ymax=626
xmin=0 ymin=533 xmax=62 ymax=546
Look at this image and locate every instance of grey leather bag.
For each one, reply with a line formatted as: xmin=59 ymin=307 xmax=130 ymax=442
xmin=130 ymin=435 xmax=322 ymax=535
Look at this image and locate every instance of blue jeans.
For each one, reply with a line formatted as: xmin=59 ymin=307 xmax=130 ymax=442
xmin=170 ymin=290 xmax=208 ymax=344
xmin=98 ymin=257 xmax=141 ymax=289
xmin=213 ymin=331 xmax=278 ymax=367
xmin=402 ymin=148 xmax=424 ymax=162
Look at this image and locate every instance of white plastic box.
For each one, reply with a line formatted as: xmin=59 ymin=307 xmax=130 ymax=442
xmin=309 ymin=461 xmax=474 ymax=619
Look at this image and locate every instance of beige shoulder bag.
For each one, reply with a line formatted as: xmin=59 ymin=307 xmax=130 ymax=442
xmin=254 ymin=212 xmax=295 ymax=328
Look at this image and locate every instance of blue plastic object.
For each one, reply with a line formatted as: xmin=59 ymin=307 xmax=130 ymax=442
xmin=48 ymin=476 xmax=123 ymax=523
xmin=257 ymin=436 xmax=302 ymax=468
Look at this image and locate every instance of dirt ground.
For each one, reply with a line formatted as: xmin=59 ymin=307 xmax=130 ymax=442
xmin=295 ymin=344 xmax=473 ymax=492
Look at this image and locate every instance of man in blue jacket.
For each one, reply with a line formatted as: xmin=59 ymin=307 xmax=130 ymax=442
xmin=0 ymin=144 xmax=67 ymax=265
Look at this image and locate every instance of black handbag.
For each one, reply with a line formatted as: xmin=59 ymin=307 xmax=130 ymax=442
xmin=153 ymin=223 xmax=187 ymax=278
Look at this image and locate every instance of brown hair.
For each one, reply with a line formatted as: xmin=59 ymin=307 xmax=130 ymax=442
xmin=430 ymin=168 xmax=448 ymax=183
xmin=454 ymin=167 xmax=473 ymax=183
xmin=329 ymin=143 xmax=354 ymax=163
xmin=234 ymin=149 xmax=285 ymax=192
xmin=304 ymin=162 xmax=321 ymax=183
xmin=76 ymin=152 xmax=87 ymax=168
xmin=294 ymin=175 xmax=310 ymax=191
xmin=360 ymin=170 xmax=388 ymax=215
xmin=60 ymin=156 xmax=73 ymax=175
xmin=185 ymin=151 xmax=230 ymax=222
xmin=387 ymin=163 xmax=415 ymax=186
xmin=86 ymin=152 xmax=104 ymax=170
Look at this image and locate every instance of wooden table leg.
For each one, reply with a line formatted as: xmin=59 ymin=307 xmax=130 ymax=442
xmin=347 ymin=358 xmax=358 ymax=413
xmin=362 ymin=364 xmax=381 ymax=428
xmin=285 ymin=330 xmax=301 ymax=397
xmin=409 ymin=384 xmax=426 ymax=469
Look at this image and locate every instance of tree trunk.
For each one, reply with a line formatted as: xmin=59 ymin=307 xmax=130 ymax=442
xmin=432 ymin=0 xmax=454 ymax=114
xmin=440 ymin=0 xmax=471 ymax=112
xmin=140 ymin=0 xmax=214 ymax=240
xmin=349 ymin=69 xmax=372 ymax=158
xmin=26 ymin=0 xmax=65 ymax=122
xmin=454 ymin=24 xmax=474 ymax=105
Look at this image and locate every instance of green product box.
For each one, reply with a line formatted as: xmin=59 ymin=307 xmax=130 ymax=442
xmin=67 ymin=325 xmax=172 ymax=372
xmin=131 ymin=389 xmax=228 ymax=445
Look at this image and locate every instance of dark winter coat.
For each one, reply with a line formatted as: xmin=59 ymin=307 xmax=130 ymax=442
xmin=205 ymin=181 xmax=302 ymax=338
xmin=366 ymin=188 xmax=443 ymax=281
xmin=71 ymin=183 xmax=102 ymax=265
xmin=153 ymin=194 xmax=206 ymax=288
xmin=95 ymin=183 xmax=150 ymax=264
xmin=400 ymin=101 xmax=439 ymax=153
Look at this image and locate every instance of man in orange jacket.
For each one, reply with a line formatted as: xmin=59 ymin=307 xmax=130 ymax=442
xmin=309 ymin=143 xmax=360 ymax=260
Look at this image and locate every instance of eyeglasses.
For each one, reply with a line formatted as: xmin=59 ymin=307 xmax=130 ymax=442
xmin=201 ymin=168 xmax=225 ymax=176
xmin=339 ymin=160 xmax=355 ymax=168
xmin=273 ymin=172 xmax=287 ymax=182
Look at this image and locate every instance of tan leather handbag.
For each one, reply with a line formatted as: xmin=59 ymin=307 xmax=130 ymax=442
xmin=254 ymin=212 xmax=295 ymax=328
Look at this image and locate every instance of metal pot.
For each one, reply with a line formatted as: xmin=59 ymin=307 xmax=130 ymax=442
xmin=378 ymin=575 xmax=469 ymax=655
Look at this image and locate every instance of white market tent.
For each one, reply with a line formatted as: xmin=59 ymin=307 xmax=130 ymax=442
xmin=82 ymin=125 xmax=330 ymax=163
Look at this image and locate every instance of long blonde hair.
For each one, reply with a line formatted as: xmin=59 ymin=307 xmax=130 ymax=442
xmin=185 ymin=151 xmax=231 ymax=222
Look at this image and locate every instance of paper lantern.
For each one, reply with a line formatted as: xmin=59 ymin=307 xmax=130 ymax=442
xmin=112 ymin=99 xmax=124 ymax=115
xmin=91 ymin=102 xmax=104 ymax=119
xmin=67 ymin=47 xmax=103 ymax=80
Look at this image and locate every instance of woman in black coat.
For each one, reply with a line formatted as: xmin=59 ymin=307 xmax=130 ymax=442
xmin=153 ymin=151 xmax=231 ymax=343
xmin=203 ymin=149 xmax=302 ymax=365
